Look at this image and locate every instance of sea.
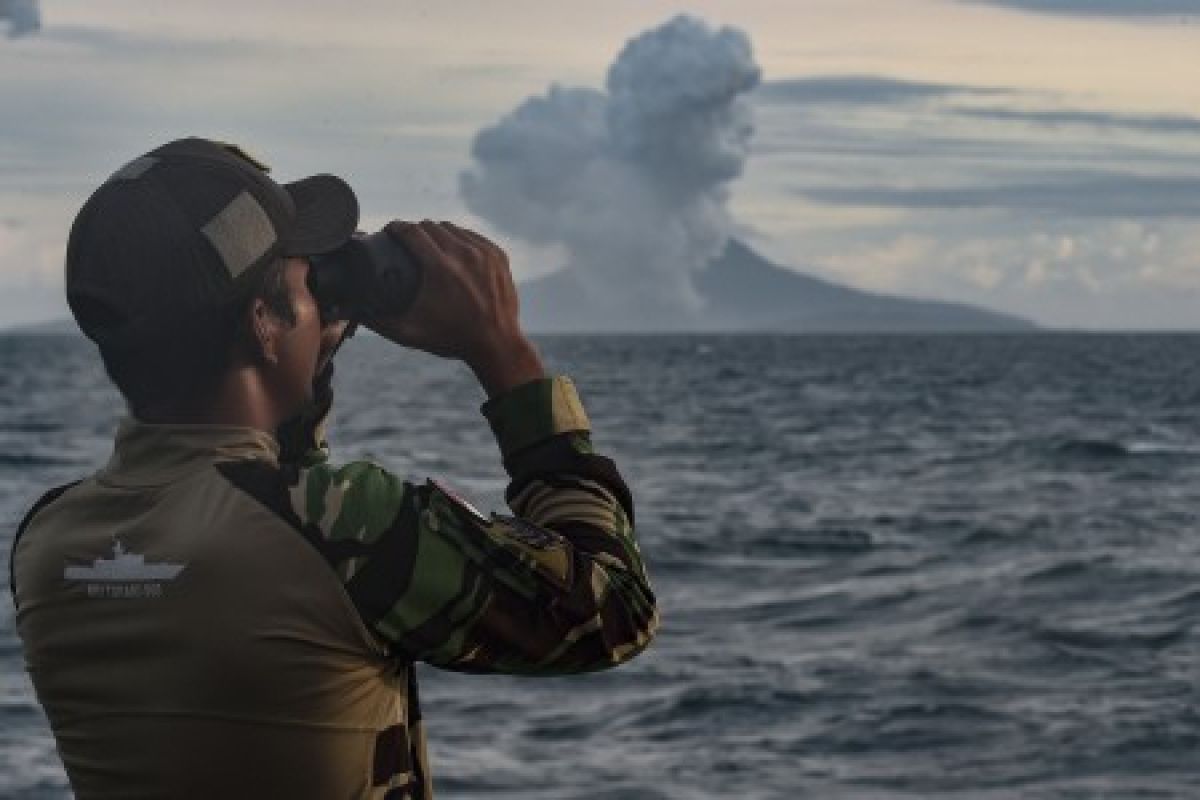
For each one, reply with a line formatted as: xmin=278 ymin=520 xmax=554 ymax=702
xmin=2 ymin=331 xmax=1199 ymax=799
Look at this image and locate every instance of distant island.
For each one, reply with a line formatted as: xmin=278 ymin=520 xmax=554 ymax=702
xmin=3 ymin=318 xmax=78 ymax=335
xmin=520 ymin=239 xmax=1035 ymax=333
xmin=6 ymin=239 xmax=1034 ymax=335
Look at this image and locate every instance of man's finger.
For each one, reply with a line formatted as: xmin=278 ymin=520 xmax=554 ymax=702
xmin=388 ymin=221 xmax=445 ymax=269
xmin=447 ymin=224 xmax=513 ymax=292
xmin=424 ymin=221 xmax=479 ymax=261
xmin=444 ymin=223 xmax=500 ymax=256
xmin=367 ymin=315 xmax=424 ymax=349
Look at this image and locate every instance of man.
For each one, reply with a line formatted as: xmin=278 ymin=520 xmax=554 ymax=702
xmin=10 ymin=138 xmax=658 ymax=798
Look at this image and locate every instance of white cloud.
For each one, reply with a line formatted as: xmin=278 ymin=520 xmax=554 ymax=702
xmin=461 ymin=16 xmax=761 ymax=325
xmin=964 ymin=0 xmax=1200 ymax=17
xmin=0 ymin=218 xmax=68 ymax=328
xmin=813 ymin=234 xmax=938 ymax=292
xmin=0 ymin=0 xmax=39 ymax=38
xmin=1056 ymin=236 xmax=1075 ymax=260
xmin=799 ymin=219 xmax=1200 ymax=327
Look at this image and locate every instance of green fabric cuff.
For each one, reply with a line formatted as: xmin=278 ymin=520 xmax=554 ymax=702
xmin=481 ymin=376 xmax=591 ymax=460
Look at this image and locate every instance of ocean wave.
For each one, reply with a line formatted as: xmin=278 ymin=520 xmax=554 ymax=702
xmin=6 ymin=333 xmax=1200 ymax=797
xmin=618 ymin=683 xmax=812 ymax=735
xmin=0 ymin=453 xmax=83 ymax=468
xmin=0 ymin=421 xmax=61 ymax=434
xmin=1053 ymin=437 xmax=1200 ymax=460
xmin=743 ymin=526 xmax=874 ymax=555
xmin=1124 ymin=441 xmax=1200 ymax=456
xmin=1033 ymin=622 xmax=1189 ymax=653
xmin=818 ymin=700 xmax=1018 ymax=755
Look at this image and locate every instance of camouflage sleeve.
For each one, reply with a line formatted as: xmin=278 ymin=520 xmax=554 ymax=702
xmin=288 ymin=376 xmax=659 ymax=675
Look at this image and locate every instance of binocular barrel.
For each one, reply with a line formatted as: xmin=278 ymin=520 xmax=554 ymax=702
xmin=307 ymin=230 xmax=423 ymax=322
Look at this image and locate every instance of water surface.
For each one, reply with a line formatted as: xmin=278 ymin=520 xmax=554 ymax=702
xmin=3 ymin=333 xmax=1199 ymax=798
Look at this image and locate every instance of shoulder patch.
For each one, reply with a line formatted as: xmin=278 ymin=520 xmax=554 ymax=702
xmin=487 ymin=514 xmax=572 ymax=592
xmin=490 ymin=514 xmax=562 ymax=551
xmin=424 ymin=480 xmax=573 ymax=594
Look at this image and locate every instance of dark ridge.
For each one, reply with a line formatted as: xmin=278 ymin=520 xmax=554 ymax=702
xmin=0 ymin=318 xmax=79 ymax=335
xmin=1054 ymin=439 xmax=1130 ymax=459
xmin=520 ymin=238 xmax=1035 ymax=333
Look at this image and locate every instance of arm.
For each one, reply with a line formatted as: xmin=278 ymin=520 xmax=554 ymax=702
xmin=287 ymin=375 xmax=658 ymax=674
xmin=281 ymin=221 xmax=657 ymax=674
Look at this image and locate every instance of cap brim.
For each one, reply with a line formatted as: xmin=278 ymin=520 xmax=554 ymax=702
xmin=281 ymin=174 xmax=359 ymax=256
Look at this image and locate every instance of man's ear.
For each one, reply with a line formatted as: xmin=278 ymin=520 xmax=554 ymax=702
xmin=247 ymin=297 xmax=285 ymax=366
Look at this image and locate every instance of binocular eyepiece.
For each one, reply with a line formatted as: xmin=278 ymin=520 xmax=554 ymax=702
xmin=307 ymin=229 xmax=423 ymax=323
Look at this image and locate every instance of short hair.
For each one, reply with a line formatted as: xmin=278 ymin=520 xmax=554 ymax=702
xmin=98 ymin=258 xmax=297 ymax=418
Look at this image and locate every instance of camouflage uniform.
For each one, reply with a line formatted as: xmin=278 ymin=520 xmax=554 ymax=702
xmin=11 ymin=375 xmax=659 ymax=799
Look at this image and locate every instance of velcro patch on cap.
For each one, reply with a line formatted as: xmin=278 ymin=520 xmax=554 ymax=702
xmin=108 ymin=156 xmax=158 ymax=182
xmin=217 ymin=141 xmax=271 ymax=172
xmin=201 ymin=190 xmax=276 ymax=278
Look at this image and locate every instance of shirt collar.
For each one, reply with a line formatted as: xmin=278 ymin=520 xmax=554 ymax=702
xmin=98 ymin=417 xmax=280 ymax=487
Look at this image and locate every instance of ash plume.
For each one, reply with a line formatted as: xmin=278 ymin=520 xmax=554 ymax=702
xmin=460 ymin=15 xmax=760 ymax=325
xmin=0 ymin=0 xmax=40 ymax=38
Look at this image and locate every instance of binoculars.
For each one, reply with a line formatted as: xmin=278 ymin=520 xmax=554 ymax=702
xmin=307 ymin=229 xmax=423 ymax=323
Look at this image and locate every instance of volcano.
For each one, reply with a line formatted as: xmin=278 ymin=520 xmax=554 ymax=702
xmin=519 ymin=239 xmax=1034 ymax=333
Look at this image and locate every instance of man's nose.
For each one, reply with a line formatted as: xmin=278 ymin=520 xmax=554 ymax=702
xmin=318 ymin=320 xmax=353 ymax=365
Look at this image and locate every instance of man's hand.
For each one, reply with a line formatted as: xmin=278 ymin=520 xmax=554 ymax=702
xmin=367 ymin=221 xmax=545 ymax=398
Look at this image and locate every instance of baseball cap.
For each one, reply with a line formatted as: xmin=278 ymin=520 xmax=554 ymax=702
xmin=65 ymin=137 xmax=359 ymax=349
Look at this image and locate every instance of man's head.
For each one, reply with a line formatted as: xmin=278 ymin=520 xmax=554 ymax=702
xmin=65 ymin=138 xmax=358 ymax=423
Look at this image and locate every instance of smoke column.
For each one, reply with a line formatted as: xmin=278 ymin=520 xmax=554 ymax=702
xmin=460 ymin=15 xmax=760 ymax=326
xmin=0 ymin=0 xmax=40 ymax=37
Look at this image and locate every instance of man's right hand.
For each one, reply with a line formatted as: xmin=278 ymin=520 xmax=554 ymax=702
xmin=366 ymin=220 xmax=545 ymax=398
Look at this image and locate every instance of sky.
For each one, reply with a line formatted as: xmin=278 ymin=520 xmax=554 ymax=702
xmin=1 ymin=0 xmax=1198 ymax=330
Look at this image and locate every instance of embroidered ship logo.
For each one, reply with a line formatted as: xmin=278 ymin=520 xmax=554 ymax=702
xmin=64 ymin=539 xmax=186 ymax=583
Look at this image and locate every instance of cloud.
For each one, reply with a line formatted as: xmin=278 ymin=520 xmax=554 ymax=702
xmin=0 ymin=217 xmax=69 ymax=328
xmin=801 ymin=220 xmax=1200 ymax=328
xmin=461 ymin=15 xmax=760 ymax=325
xmin=0 ymin=0 xmax=39 ymax=37
xmin=964 ymin=0 xmax=1200 ymax=16
xmin=957 ymin=107 xmax=1200 ymax=134
xmin=740 ymin=66 xmax=1200 ymax=328
xmin=756 ymin=75 xmax=1007 ymax=106
xmin=29 ymin=23 xmax=308 ymax=62
xmin=740 ymin=67 xmax=1200 ymax=326
xmin=799 ymin=173 xmax=1200 ymax=218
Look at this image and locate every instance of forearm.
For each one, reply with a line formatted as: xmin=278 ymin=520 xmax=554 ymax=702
xmin=285 ymin=372 xmax=658 ymax=675
xmin=483 ymin=375 xmax=634 ymax=532
xmin=473 ymin=376 xmax=657 ymax=672
xmin=468 ymin=334 xmax=546 ymax=399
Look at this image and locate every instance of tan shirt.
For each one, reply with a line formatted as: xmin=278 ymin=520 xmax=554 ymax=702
xmin=14 ymin=422 xmax=421 ymax=799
